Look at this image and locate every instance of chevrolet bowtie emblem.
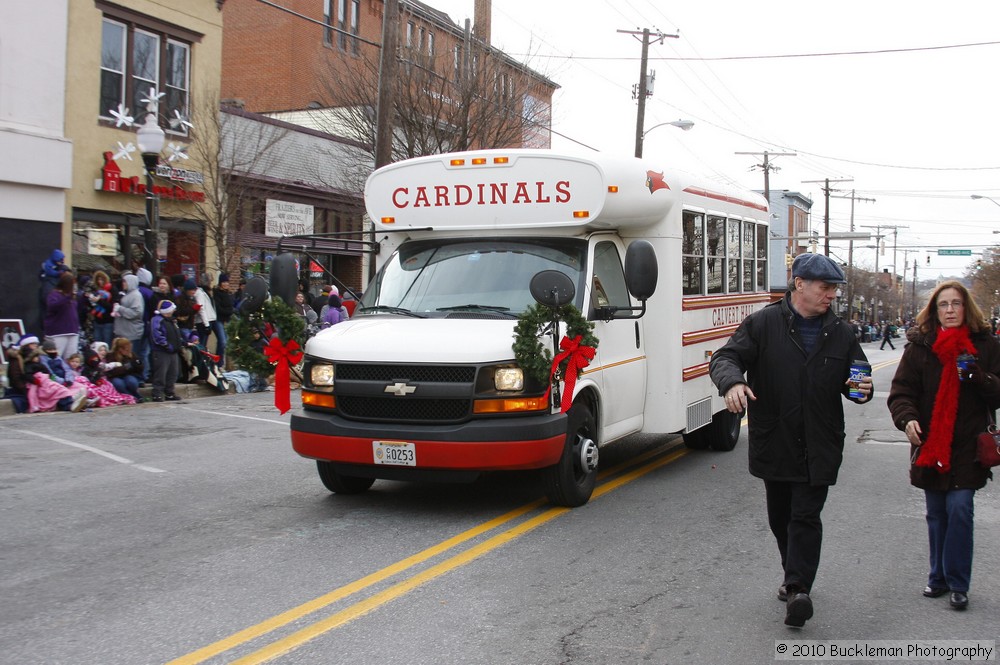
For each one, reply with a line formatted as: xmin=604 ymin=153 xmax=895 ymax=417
xmin=385 ymin=382 xmax=417 ymax=396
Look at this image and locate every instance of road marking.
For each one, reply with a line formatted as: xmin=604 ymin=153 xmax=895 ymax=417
xmin=3 ymin=428 xmax=166 ymax=473
xmin=168 ymin=442 xmax=687 ymax=665
xmin=173 ymin=405 xmax=288 ymax=425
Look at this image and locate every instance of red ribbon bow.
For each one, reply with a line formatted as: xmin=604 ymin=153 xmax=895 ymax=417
xmin=547 ymin=334 xmax=596 ymax=413
xmin=263 ymin=337 xmax=303 ymax=414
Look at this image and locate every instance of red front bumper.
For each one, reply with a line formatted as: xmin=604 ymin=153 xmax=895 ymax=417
xmin=291 ymin=430 xmax=565 ymax=471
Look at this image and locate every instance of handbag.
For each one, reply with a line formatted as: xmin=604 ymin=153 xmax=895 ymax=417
xmin=976 ymin=414 xmax=1000 ymax=468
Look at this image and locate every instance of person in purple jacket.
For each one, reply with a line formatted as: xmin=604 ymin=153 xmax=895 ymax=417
xmin=43 ymin=272 xmax=80 ymax=360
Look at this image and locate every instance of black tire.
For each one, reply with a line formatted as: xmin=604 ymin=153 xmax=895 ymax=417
xmin=683 ymin=409 xmax=742 ymax=452
xmin=316 ymin=461 xmax=375 ymax=494
xmin=542 ymin=402 xmax=599 ymax=507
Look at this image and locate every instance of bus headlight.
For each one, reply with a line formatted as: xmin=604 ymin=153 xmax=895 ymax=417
xmin=310 ymin=364 xmax=335 ymax=387
xmin=494 ymin=367 xmax=524 ymax=391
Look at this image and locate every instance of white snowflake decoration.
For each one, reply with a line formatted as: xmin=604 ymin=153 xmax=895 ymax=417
xmin=166 ymin=142 xmax=189 ymax=162
xmin=109 ymin=104 xmax=134 ymax=128
xmin=169 ymin=109 xmax=193 ymax=131
xmin=139 ymin=86 xmax=166 ymax=114
xmin=113 ymin=141 xmax=136 ymax=161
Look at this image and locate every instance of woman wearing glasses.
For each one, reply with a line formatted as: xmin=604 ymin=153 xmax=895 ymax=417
xmin=887 ymin=280 xmax=1000 ymax=611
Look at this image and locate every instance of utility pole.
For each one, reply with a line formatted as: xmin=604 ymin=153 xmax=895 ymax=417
xmin=831 ymin=189 xmax=875 ymax=320
xmin=803 ymin=178 xmax=853 ymax=256
xmin=860 ymin=223 xmax=907 ymax=325
xmin=619 ymin=28 xmax=678 ymax=158
xmin=735 ymin=150 xmax=795 ymax=207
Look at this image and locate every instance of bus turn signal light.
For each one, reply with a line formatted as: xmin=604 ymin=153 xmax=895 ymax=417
xmin=302 ymin=391 xmax=336 ymax=409
xmin=473 ymin=396 xmax=549 ymax=414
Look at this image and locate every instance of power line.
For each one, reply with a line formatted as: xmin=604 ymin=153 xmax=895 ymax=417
xmin=524 ymin=40 xmax=1000 ymax=62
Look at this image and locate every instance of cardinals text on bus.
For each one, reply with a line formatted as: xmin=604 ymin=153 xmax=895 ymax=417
xmin=391 ymin=180 xmax=571 ymax=209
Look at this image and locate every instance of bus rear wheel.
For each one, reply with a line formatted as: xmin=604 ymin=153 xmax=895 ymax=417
xmin=542 ymin=402 xmax=599 ymax=507
xmin=684 ymin=409 xmax=742 ymax=452
xmin=317 ymin=461 xmax=375 ymax=494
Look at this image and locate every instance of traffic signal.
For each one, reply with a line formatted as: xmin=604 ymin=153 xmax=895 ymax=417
xmin=785 ymin=253 xmax=794 ymax=268
xmin=977 ymin=259 xmax=983 ymax=270
xmin=927 ymin=255 xmax=931 ymax=265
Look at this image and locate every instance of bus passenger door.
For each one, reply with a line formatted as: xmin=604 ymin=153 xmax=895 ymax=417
xmin=588 ymin=240 xmax=647 ymax=439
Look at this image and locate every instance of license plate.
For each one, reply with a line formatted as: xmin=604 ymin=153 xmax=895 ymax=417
xmin=372 ymin=441 xmax=417 ymax=466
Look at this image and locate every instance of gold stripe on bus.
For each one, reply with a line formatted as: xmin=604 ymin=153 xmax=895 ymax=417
xmin=682 ymin=293 xmax=771 ymax=311
xmin=683 ymin=362 xmax=710 ymax=381
xmin=682 ymin=325 xmax=738 ymax=346
xmin=579 ymin=356 xmax=645 ymax=376
xmin=681 ymin=186 xmax=769 ymax=213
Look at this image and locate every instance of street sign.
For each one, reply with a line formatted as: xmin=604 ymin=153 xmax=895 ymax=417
xmin=937 ymin=249 xmax=972 ymax=256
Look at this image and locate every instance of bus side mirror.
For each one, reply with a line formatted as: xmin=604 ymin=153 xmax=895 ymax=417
xmin=625 ymin=240 xmax=657 ymax=301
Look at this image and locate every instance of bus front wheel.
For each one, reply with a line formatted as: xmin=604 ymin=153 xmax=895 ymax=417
xmin=542 ymin=402 xmax=599 ymax=507
xmin=317 ymin=461 xmax=375 ymax=494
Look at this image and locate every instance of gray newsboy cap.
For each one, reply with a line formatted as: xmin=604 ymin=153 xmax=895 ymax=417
xmin=792 ymin=253 xmax=846 ymax=284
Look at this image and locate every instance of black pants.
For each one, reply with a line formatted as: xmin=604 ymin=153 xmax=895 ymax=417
xmin=880 ymin=336 xmax=895 ymax=350
xmin=151 ymin=349 xmax=179 ymax=398
xmin=764 ymin=481 xmax=830 ymax=593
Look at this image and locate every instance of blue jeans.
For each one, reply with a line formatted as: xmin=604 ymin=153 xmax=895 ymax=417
xmin=925 ymin=489 xmax=975 ymax=593
xmin=93 ymin=322 xmax=114 ymax=346
xmin=210 ymin=319 xmax=227 ymax=364
xmin=133 ymin=334 xmax=151 ymax=382
xmin=111 ymin=374 xmax=142 ymax=400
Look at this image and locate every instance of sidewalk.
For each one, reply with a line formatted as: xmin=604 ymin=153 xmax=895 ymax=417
xmin=0 ymin=380 xmax=233 ymax=417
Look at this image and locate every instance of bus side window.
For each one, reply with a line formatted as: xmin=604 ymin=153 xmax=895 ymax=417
xmin=591 ymin=241 xmax=630 ymax=317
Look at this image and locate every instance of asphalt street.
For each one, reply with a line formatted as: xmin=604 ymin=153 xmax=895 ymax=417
xmin=0 ymin=341 xmax=997 ymax=664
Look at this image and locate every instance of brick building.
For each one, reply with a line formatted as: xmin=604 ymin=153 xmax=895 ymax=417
xmin=219 ymin=0 xmax=558 ymax=293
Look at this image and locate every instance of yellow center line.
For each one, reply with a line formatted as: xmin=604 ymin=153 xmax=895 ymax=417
xmin=231 ymin=447 xmax=690 ymax=665
xmin=168 ymin=440 xmax=686 ymax=665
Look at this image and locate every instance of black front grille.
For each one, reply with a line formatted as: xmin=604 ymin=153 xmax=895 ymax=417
xmin=338 ymin=396 xmax=471 ymax=421
xmin=337 ymin=364 xmax=476 ymax=383
xmin=334 ymin=363 xmax=478 ymax=423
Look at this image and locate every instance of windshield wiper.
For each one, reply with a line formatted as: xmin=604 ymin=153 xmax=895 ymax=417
xmin=358 ymin=305 xmax=426 ymax=318
xmin=437 ymin=304 xmax=518 ymax=318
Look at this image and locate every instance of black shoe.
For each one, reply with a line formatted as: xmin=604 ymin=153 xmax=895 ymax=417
xmin=785 ymin=592 xmax=813 ymax=627
xmin=164 ymin=394 xmax=181 ymax=401
xmin=777 ymin=584 xmax=788 ymax=602
xmin=949 ymin=592 xmax=968 ymax=610
xmin=923 ymin=586 xmax=948 ymax=598
xmin=151 ymin=396 xmax=164 ymax=402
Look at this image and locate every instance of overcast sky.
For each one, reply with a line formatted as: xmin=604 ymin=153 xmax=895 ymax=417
xmin=428 ymin=0 xmax=1000 ymax=280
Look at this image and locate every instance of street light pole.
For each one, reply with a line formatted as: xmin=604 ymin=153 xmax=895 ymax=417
xmin=136 ymin=113 xmax=166 ymax=274
xmin=971 ymin=194 xmax=1000 ymax=209
xmin=638 ymin=119 xmax=694 ymax=158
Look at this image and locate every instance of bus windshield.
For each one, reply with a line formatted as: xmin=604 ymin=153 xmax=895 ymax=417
xmin=360 ymin=238 xmax=588 ymax=317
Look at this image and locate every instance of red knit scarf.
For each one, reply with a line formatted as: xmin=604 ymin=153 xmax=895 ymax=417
xmin=916 ymin=325 xmax=976 ymax=472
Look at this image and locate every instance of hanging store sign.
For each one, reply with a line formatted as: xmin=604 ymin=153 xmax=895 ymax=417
xmin=95 ymin=151 xmax=205 ymax=203
xmin=87 ymin=229 xmax=118 ymax=256
xmin=265 ymin=199 xmax=315 ymax=237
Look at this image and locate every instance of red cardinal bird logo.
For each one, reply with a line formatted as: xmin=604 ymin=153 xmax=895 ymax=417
xmin=645 ymin=170 xmax=669 ymax=193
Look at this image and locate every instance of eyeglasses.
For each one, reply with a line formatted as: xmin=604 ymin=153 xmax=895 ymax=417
xmin=937 ymin=300 xmax=964 ymax=311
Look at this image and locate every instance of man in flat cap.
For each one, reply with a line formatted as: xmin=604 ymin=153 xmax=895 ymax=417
xmin=709 ymin=252 xmax=874 ymax=628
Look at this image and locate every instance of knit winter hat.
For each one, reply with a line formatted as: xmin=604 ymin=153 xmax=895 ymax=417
xmin=16 ymin=335 xmax=40 ymax=349
xmin=158 ymin=300 xmax=177 ymax=314
xmin=218 ymin=273 xmax=230 ymax=285
xmin=90 ymin=341 xmax=109 ymax=354
xmin=183 ymin=279 xmax=197 ymax=291
xmin=42 ymin=339 xmax=58 ymax=352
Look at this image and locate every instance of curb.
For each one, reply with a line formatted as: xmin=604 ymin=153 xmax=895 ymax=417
xmin=0 ymin=381 xmax=232 ymax=417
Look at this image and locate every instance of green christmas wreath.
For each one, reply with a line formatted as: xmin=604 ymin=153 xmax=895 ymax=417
xmin=225 ymin=298 xmax=306 ymax=377
xmin=513 ymin=303 xmax=599 ymax=385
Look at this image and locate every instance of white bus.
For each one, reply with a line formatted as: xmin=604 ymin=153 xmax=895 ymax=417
xmin=289 ymin=149 xmax=770 ymax=506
